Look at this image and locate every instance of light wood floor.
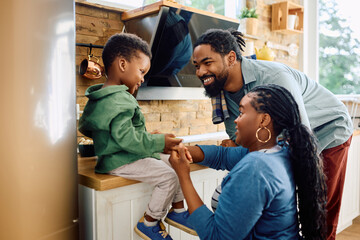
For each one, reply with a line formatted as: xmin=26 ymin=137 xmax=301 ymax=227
xmin=336 ymin=217 xmax=360 ymax=240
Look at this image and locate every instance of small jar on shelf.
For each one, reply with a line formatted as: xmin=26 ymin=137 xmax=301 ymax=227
xmin=271 ymin=1 xmax=304 ymax=34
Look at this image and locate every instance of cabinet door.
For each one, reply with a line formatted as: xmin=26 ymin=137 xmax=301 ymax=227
xmin=96 ymin=183 xmax=152 ymax=240
xmin=95 ymin=168 xmax=227 ymax=240
xmin=337 ymin=135 xmax=360 ymax=233
xmin=166 ymin=169 xmax=228 ymax=240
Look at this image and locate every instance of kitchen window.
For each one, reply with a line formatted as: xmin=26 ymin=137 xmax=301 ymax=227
xmin=318 ymin=0 xmax=360 ymax=94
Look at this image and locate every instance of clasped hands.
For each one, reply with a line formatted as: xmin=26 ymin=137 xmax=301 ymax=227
xmin=152 ymin=129 xmax=236 ymax=175
xmin=169 ymin=143 xmax=193 ymax=176
xmin=151 ymin=130 xmax=193 ymax=174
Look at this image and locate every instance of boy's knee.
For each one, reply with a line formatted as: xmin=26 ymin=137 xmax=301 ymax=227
xmin=167 ymin=169 xmax=178 ymax=181
xmin=161 ymin=168 xmax=179 ymax=185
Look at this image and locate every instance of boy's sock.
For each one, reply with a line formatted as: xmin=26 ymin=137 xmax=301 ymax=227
xmin=144 ymin=218 xmax=158 ymax=227
xmin=173 ymin=208 xmax=186 ymax=213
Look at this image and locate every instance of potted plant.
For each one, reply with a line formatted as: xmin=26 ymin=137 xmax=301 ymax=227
xmin=238 ymin=7 xmax=259 ymax=35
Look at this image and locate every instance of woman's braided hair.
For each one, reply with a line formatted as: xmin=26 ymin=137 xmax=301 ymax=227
xmin=249 ymin=84 xmax=327 ymax=240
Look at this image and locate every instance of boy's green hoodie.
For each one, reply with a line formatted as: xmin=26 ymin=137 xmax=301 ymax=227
xmin=79 ymin=84 xmax=165 ymax=173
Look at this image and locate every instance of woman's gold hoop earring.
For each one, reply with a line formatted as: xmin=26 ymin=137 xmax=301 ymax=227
xmin=256 ymin=127 xmax=271 ymax=143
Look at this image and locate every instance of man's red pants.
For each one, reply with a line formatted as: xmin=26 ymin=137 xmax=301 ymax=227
xmin=322 ymin=136 xmax=352 ymax=240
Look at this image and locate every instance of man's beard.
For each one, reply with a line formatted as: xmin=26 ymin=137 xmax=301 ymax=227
xmin=203 ymin=70 xmax=228 ymax=98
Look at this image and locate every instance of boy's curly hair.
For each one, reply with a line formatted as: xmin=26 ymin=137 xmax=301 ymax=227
xmin=102 ymin=33 xmax=152 ymax=75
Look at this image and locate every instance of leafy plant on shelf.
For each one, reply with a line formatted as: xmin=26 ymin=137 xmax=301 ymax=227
xmin=238 ymin=7 xmax=258 ymax=19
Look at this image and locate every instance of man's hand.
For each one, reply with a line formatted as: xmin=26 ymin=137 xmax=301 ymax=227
xmin=220 ymin=139 xmax=237 ymax=147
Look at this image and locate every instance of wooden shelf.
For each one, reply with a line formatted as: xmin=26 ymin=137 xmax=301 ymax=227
xmin=121 ymin=0 xmax=238 ymax=23
xmin=272 ymin=28 xmax=303 ymax=35
xmin=271 ymin=1 xmax=304 ymax=34
xmin=243 ymin=33 xmax=261 ymax=40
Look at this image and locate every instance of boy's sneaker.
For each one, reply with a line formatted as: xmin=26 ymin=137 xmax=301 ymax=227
xmin=134 ymin=216 xmax=173 ymax=240
xmin=164 ymin=208 xmax=197 ymax=236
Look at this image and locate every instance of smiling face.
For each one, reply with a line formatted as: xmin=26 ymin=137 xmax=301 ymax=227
xmin=119 ymin=51 xmax=150 ymax=94
xmin=193 ymin=44 xmax=230 ymax=97
xmin=234 ymin=94 xmax=264 ymax=148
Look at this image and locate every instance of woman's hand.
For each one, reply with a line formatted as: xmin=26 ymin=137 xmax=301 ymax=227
xmin=169 ymin=143 xmax=192 ymax=176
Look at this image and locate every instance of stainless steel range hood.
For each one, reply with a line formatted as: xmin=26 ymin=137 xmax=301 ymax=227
xmin=122 ymin=2 xmax=239 ymax=100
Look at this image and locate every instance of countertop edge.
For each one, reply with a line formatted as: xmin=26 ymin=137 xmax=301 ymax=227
xmin=78 ymin=156 xmax=208 ymax=191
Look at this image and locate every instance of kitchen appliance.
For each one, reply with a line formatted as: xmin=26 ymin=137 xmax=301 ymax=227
xmin=122 ymin=2 xmax=239 ymax=100
xmin=0 ymin=0 xmax=78 ymax=239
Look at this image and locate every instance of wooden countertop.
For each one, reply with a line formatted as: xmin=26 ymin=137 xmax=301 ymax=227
xmin=79 ymin=131 xmax=360 ymax=191
xmin=78 ymin=156 xmax=208 ymax=191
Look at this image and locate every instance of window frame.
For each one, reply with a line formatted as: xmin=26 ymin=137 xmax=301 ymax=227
xmin=300 ymin=0 xmax=319 ymax=83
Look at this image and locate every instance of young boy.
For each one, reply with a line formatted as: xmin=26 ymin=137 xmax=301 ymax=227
xmin=79 ymin=33 xmax=196 ymax=240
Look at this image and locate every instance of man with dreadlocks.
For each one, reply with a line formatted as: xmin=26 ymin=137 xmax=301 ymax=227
xmin=192 ymin=28 xmax=352 ymax=240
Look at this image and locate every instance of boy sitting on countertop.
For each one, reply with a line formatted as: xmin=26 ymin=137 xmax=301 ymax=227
xmin=79 ymin=33 xmax=196 ymax=240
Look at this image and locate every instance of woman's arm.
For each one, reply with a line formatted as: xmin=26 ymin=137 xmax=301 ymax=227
xmin=169 ymin=144 xmax=203 ymax=213
xmin=170 ymin=147 xmax=272 ymax=239
xmin=181 ymin=145 xmax=248 ymax=170
xmin=197 ymin=145 xmax=249 ymax=171
xmin=184 ymin=145 xmax=205 ymax=163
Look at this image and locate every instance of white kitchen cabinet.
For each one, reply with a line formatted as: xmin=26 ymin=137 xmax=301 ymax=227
xmin=78 ymin=135 xmax=360 ymax=239
xmin=337 ymin=134 xmax=360 ymax=233
xmin=79 ymin=167 xmax=227 ymax=240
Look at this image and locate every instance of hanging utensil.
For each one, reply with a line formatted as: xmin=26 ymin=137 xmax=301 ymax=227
xmin=79 ymin=44 xmax=104 ymax=79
